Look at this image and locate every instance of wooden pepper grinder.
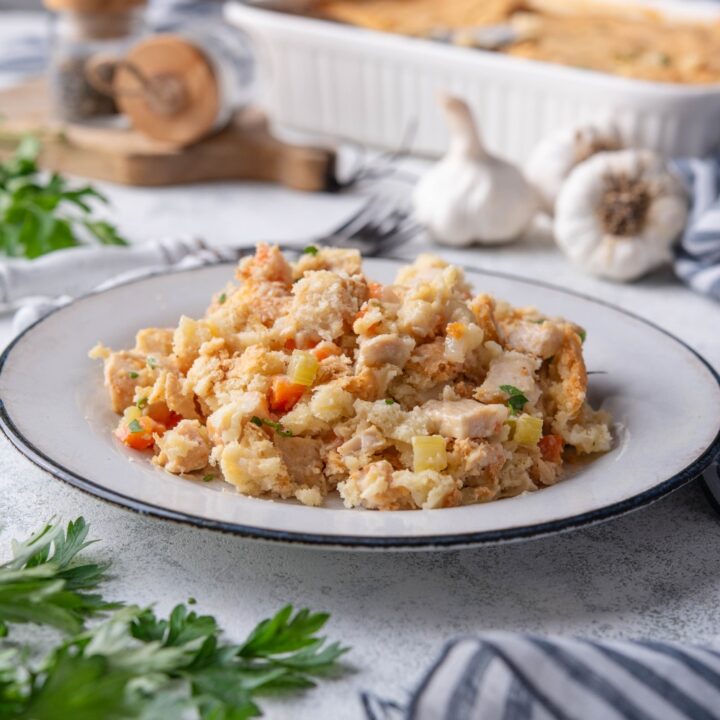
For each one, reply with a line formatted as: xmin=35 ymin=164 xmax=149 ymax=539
xmin=111 ymin=31 xmax=254 ymax=147
xmin=82 ymin=18 xmax=255 ymax=147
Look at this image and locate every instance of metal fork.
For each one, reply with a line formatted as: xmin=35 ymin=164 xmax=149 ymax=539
xmin=308 ymin=195 xmax=421 ymax=257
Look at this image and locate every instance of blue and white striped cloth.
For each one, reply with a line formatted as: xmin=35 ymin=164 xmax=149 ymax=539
xmin=363 ymin=633 xmax=720 ymax=720
xmin=672 ymin=156 xmax=720 ymax=302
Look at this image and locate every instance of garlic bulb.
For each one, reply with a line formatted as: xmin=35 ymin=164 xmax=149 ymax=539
xmin=526 ymin=123 xmax=623 ymax=214
xmin=413 ymin=96 xmax=537 ymax=246
xmin=554 ymin=149 xmax=688 ymax=282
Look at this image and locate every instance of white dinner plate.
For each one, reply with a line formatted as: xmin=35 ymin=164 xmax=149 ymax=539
xmin=1 ymin=258 xmax=719 ymax=550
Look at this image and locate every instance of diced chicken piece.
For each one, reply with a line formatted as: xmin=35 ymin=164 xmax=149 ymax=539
xmin=423 ymin=399 xmax=508 ymax=439
xmin=500 ymin=320 xmax=564 ymax=359
xmin=274 ymin=435 xmax=325 ymax=492
xmin=103 ymin=351 xmax=152 ymax=413
xmin=357 ymin=334 xmax=415 ymax=369
xmin=165 ymin=372 xmax=198 ymax=419
xmin=292 ymin=247 xmax=363 ymax=280
xmin=337 ymin=425 xmax=387 ymax=457
xmin=154 ymin=420 xmax=211 ymax=474
xmin=206 ymin=391 xmax=269 ymax=445
xmin=146 ymin=370 xmax=198 ymax=420
xmin=475 ymin=351 xmax=541 ymax=405
xmin=237 ymin=243 xmax=292 ymax=286
xmin=134 ymin=328 xmax=174 ymax=357
xmin=220 ymin=423 xmax=293 ymax=498
xmin=291 ymin=270 xmax=368 ymax=342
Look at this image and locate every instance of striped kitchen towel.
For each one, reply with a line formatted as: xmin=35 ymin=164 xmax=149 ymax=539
xmin=362 ymin=633 xmax=720 ymax=720
xmin=671 ymin=155 xmax=720 ymax=301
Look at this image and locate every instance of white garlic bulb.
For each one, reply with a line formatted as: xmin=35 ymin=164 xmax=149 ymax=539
xmin=413 ymin=96 xmax=537 ymax=246
xmin=554 ymin=149 xmax=688 ymax=282
xmin=526 ymin=123 xmax=623 ymax=214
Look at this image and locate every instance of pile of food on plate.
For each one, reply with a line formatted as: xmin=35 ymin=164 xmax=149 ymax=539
xmin=309 ymin=0 xmax=720 ymax=84
xmin=91 ymin=245 xmax=611 ymax=510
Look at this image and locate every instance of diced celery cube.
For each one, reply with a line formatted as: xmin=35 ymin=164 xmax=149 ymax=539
xmin=288 ymin=350 xmax=319 ymax=386
xmin=412 ymin=435 xmax=448 ymax=473
xmin=514 ymin=414 xmax=543 ymax=445
xmin=123 ymin=405 xmax=142 ymax=422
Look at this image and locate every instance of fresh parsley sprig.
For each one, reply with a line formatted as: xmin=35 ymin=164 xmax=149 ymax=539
xmin=0 ymin=517 xmax=117 ymax=637
xmin=499 ymin=384 xmax=528 ymax=416
xmin=0 ymin=136 xmax=128 ymax=259
xmin=0 ymin=518 xmax=349 ymax=718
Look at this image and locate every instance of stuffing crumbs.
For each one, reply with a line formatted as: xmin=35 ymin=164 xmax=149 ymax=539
xmin=91 ymin=245 xmax=612 ymax=510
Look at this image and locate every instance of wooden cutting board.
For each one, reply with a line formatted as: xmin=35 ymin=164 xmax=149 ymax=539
xmin=0 ymin=79 xmax=337 ymax=192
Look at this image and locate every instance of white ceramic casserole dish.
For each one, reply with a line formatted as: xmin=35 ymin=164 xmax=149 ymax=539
xmin=226 ymin=0 xmax=720 ymax=163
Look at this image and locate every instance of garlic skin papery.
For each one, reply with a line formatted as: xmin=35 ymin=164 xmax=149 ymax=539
xmin=554 ymin=149 xmax=688 ymax=282
xmin=413 ymin=96 xmax=537 ymax=246
xmin=526 ymin=123 xmax=623 ymax=214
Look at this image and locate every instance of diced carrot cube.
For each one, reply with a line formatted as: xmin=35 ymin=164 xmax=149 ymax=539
xmin=539 ymin=434 xmax=564 ymax=463
xmin=269 ymin=375 xmax=306 ymax=413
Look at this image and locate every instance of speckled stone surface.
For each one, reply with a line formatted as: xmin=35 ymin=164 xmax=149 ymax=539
xmin=1 ymin=15 xmax=720 ymax=718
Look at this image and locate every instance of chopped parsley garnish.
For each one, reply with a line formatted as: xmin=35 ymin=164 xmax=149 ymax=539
xmin=499 ymin=384 xmax=528 ymax=416
xmin=128 ymin=371 xmax=139 ymax=379
xmin=136 ymin=396 xmax=148 ymax=410
xmin=128 ymin=419 xmax=142 ymax=433
xmin=250 ymin=415 xmax=293 ymax=437
xmin=202 ymin=474 xmax=215 ymax=483
xmin=0 ymin=517 xmax=350 ymax=719
xmin=530 ymin=318 xmax=545 ymax=324
xmin=146 ymin=357 xmax=157 ymax=369
xmin=303 ymin=245 xmax=319 ymax=256
xmin=385 ymin=398 xmax=395 ymax=405
xmin=578 ymin=330 xmax=587 ymax=343
xmin=219 ymin=292 xmax=227 ymax=304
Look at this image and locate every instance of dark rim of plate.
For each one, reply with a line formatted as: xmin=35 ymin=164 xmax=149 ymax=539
xmin=1 ymin=254 xmax=719 ymax=550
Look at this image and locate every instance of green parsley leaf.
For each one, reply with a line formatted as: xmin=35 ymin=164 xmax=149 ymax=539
xmin=218 ymin=292 xmax=227 ymax=304
xmin=250 ymin=415 xmax=293 ymax=437
xmin=202 ymin=474 xmax=215 ymax=483
xmin=135 ymin=397 xmax=148 ymax=410
xmin=146 ymin=357 xmax=157 ymax=369
xmin=0 ymin=518 xmax=117 ymax=637
xmin=385 ymin=398 xmax=395 ymax=405
xmin=578 ymin=330 xmax=587 ymax=343
xmin=499 ymin=384 xmax=528 ymax=416
xmin=303 ymin=245 xmax=319 ymax=256
xmin=128 ymin=419 xmax=142 ymax=433
xmin=128 ymin=371 xmax=139 ymax=379
xmin=0 ymin=136 xmax=127 ymax=260
xmin=0 ymin=519 xmax=350 ymax=718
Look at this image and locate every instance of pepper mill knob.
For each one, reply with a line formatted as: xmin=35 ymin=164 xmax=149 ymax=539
xmin=113 ymin=34 xmax=223 ymax=147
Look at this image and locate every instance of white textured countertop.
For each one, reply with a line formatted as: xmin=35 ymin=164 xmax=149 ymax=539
xmin=2 ymin=12 xmax=720 ymax=720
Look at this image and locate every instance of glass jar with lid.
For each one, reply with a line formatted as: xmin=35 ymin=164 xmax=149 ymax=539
xmin=45 ymin=0 xmax=148 ymax=123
